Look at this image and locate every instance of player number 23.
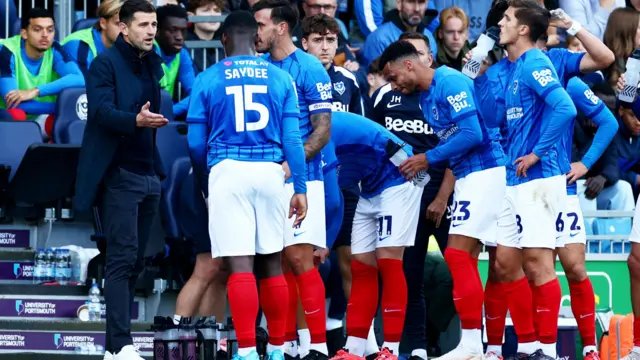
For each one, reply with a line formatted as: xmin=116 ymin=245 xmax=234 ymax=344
xmin=226 ymin=85 xmax=270 ymax=132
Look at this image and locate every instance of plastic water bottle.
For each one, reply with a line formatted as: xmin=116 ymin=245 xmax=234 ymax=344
xmin=88 ymin=283 xmax=102 ymax=322
xmin=386 ymin=141 xmax=431 ymax=187
xmin=462 ymin=26 xmax=500 ymax=79
xmin=619 ymin=48 xmax=640 ymax=103
xmin=44 ymin=248 xmax=55 ymax=282
xmin=54 ymin=249 xmax=67 ymax=285
xmin=179 ymin=323 xmax=197 ymax=360
xmin=62 ymin=250 xmax=71 ymax=284
xmin=33 ymin=249 xmax=46 ymax=284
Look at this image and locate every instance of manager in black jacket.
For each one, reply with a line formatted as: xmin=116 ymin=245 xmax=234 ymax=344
xmin=75 ymin=0 xmax=168 ymax=358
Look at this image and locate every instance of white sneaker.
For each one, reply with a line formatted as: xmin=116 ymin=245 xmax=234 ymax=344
xmin=622 ymin=351 xmax=640 ymax=360
xmin=435 ymin=343 xmax=484 ymax=360
xmin=114 ymin=345 xmax=144 ymax=360
xmin=104 ymin=351 xmax=114 ymax=360
xmin=484 ymin=351 xmax=502 ymax=360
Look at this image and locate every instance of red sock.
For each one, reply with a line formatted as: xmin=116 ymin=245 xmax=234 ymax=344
xmin=284 ymin=271 xmax=298 ymax=342
xmin=444 ymin=248 xmax=483 ymax=329
xmin=503 ymin=277 xmax=536 ymax=343
xmin=569 ymin=278 xmax=596 ymax=347
xmin=378 ymin=258 xmax=407 ymax=342
xmin=260 ymin=275 xmax=289 ymax=346
xmin=533 ymin=279 xmax=562 ymax=344
xmin=346 ymin=260 xmax=379 ymax=339
xmin=634 ymin=313 xmax=640 ymax=347
xmin=484 ymin=281 xmax=508 ymax=346
xmin=529 ymin=281 xmax=539 ymax=338
xmin=296 ymin=268 xmax=327 ymax=344
xmin=228 ymin=273 xmax=259 ymax=348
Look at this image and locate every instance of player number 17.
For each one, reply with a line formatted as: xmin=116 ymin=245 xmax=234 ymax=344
xmin=226 ymin=85 xmax=270 ymax=132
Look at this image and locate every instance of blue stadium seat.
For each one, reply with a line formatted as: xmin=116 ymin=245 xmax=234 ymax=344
xmin=72 ymin=18 xmax=97 ymax=32
xmin=585 ymin=220 xmax=594 ymax=236
xmin=0 ymin=1 xmax=18 ymax=38
xmin=64 ymin=120 xmax=86 ymax=145
xmin=160 ymin=157 xmax=191 ymax=239
xmin=53 ymin=87 xmax=87 ymax=144
xmin=0 ymin=121 xmax=43 ymax=181
xmin=593 ymin=218 xmax=632 ymax=254
xmin=156 ymin=121 xmax=189 ymax=177
xmin=159 ymin=90 xmax=175 ymax=122
xmin=587 ymin=240 xmax=601 ymax=254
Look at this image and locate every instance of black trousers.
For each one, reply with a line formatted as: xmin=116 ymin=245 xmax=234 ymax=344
xmin=401 ymin=193 xmax=450 ymax=354
xmin=101 ymin=167 xmax=161 ymax=353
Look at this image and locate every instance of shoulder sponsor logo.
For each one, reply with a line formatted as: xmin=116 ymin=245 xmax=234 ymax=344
xmin=583 ymin=89 xmax=599 ymax=105
xmin=532 ymin=69 xmax=556 ymax=87
xmin=446 ymin=91 xmax=471 ymax=112
xmin=316 ymin=82 xmax=332 ymax=100
xmin=75 ymin=94 xmax=88 ymax=121
xmin=333 ymin=81 xmax=346 ymax=95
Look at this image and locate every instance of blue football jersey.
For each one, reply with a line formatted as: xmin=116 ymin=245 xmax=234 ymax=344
xmin=263 ymin=49 xmax=333 ymax=182
xmin=186 ymin=55 xmax=300 ymax=168
xmin=503 ymin=48 xmax=572 ymax=185
xmin=328 ymin=64 xmax=363 ymax=115
xmin=478 ymin=58 xmax=514 ymax=147
xmin=421 ymin=66 xmax=506 ymax=179
xmin=563 ymin=77 xmax=607 ymax=195
xmin=544 ymin=48 xmax=585 ymax=88
xmin=331 ymin=111 xmax=409 ymax=198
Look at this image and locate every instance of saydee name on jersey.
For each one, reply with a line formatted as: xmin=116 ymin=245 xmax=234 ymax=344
xmin=506 ymin=107 xmax=523 ymax=121
xmin=446 ymin=91 xmax=471 ymax=112
xmin=385 ymin=117 xmax=434 ymax=134
xmin=436 ymin=124 xmax=459 ymax=140
xmin=532 ymin=69 xmax=556 ymax=87
xmin=316 ymin=82 xmax=332 ymax=101
xmin=224 ymin=67 xmax=268 ymax=80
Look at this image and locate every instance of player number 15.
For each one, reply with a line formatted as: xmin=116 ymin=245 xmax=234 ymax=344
xmin=226 ymin=85 xmax=270 ymax=132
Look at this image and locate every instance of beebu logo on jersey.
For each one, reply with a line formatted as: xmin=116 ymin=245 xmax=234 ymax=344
xmin=446 ymin=91 xmax=471 ymax=113
xmin=316 ymin=82 xmax=332 ymax=101
xmin=54 ymin=333 xmax=95 ymax=349
xmin=385 ymin=117 xmax=434 ymax=135
xmin=584 ymin=89 xmax=600 ymax=105
xmin=532 ymin=69 xmax=556 ymax=87
xmin=332 ymin=102 xmax=349 ymax=112
xmin=15 ymin=300 xmax=56 ymax=315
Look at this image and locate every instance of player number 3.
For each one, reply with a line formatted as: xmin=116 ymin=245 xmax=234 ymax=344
xmin=226 ymin=85 xmax=270 ymax=132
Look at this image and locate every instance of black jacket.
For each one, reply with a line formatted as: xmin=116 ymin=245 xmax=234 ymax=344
xmin=75 ymin=35 xmax=166 ymax=211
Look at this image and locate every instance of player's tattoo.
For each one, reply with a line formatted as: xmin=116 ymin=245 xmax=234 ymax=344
xmin=304 ymin=112 xmax=332 ymax=161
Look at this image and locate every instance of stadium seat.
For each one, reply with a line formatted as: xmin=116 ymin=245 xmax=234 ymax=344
xmin=160 ymin=157 xmax=191 ymax=239
xmin=64 ymin=120 xmax=86 ymax=145
xmin=159 ymin=90 xmax=175 ymax=122
xmin=0 ymin=1 xmax=18 ymax=39
xmin=593 ymin=218 xmax=632 ymax=254
xmin=72 ymin=18 xmax=97 ymax=32
xmin=156 ymin=121 xmax=189 ymax=177
xmin=587 ymin=240 xmax=601 ymax=254
xmin=53 ymin=87 xmax=87 ymax=144
xmin=0 ymin=121 xmax=43 ymax=181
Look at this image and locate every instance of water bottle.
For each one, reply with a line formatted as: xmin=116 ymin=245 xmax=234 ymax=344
xmin=152 ymin=317 xmax=168 ymax=360
xmin=385 ymin=140 xmax=431 ymax=187
xmin=33 ymin=248 xmax=46 ymax=284
xmin=88 ymin=283 xmax=102 ymax=322
xmin=179 ymin=323 xmax=197 ymax=360
xmin=619 ymin=48 xmax=640 ymax=103
xmin=62 ymin=250 xmax=72 ymax=284
xmin=44 ymin=248 xmax=55 ymax=282
xmin=54 ymin=249 xmax=66 ymax=285
xmin=462 ymin=26 xmax=500 ymax=79
xmin=164 ymin=322 xmax=181 ymax=360
xmin=196 ymin=317 xmax=217 ymax=360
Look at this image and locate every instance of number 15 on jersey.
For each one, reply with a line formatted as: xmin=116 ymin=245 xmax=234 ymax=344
xmin=226 ymin=85 xmax=270 ymax=132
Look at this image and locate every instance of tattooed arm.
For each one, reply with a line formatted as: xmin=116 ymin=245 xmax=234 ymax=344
xmin=304 ymin=112 xmax=332 ymax=161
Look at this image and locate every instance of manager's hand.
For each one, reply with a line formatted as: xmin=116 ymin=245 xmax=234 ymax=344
xmin=136 ymin=102 xmax=168 ymax=128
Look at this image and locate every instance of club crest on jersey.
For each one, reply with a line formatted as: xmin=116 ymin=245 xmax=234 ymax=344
xmin=432 ymin=106 xmax=439 ymax=121
xmin=333 ymin=82 xmax=346 ymax=95
xmin=512 ymin=80 xmax=519 ymax=94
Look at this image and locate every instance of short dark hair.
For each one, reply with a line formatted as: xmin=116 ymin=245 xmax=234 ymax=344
xmin=119 ymin=0 xmax=156 ymax=25
xmin=187 ymin=0 xmax=226 ymax=13
xmin=508 ymin=0 xmax=550 ymax=42
xmin=252 ymin=0 xmax=299 ymax=35
xmin=399 ymin=31 xmax=431 ymax=52
xmin=537 ymin=32 xmax=548 ymax=44
xmin=21 ymin=8 xmax=54 ymax=29
xmin=222 ymin=10 xmax=258 ymax=36
xmin=157 ymin=4 xmax=188 ymax=28
xmin=368 ymin=57 xmax=382 ymax=75
xmin=301 ymin=14 xmax=340 ymax=39
xmin=486 ymin=0 xmax=509 ymax=29
xmin=378 ymin=40 xmax=420 ymax=70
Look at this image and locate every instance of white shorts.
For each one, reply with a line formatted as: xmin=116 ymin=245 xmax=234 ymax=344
xmin=486 ymin=196 xmax=520 ymax=248
xmin=449 ymin=167 xmax=506 ymax=245
xmin=207 ymin=159 xmax=287 ymax=258
xmin=498 ymin=175 xmax=567 ymax=249
xmin=555 ymin=195 xmax=587 ymax=247
xmin=351 ymin=182 xmax=424 ymax=255
xmin=628 ymin=195 xmax=640 ymax=243
xmin=284 ymin=180 xmax=326 ymax=248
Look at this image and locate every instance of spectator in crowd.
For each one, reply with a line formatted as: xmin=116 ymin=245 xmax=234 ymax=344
xmin=432 ymin=0 xmax=492 ymax=42
xmin=572 ymin=113 xmax=634 ymax=227
xmin=597 ymin=7 xmax=640 ymax=109
xmin=354 ymin=0 xmax=438 ymax=38
xmin=154 ymin=4 xmax=196 ymax=115
xmin=559 ymin=0 xmax=625 ymax=40
xmin=617 ymin=103 xmax=640 ymax=201
xmin=362 ymin=57 xmax=386 ymax=118
xmin=435 ymin=6 xmax=471 ymax=71
xmin=301 ymin=14 xmax=364 ymax=115
xmin=627 ymin=0 xmax=640 ymax=10
xmin=362 ymin=0 xmax=438 ymax=66
xmin=63 ymin=0 xmax=124 ymax=77
xmin=75 ymin=0 xmax=169 ymax=359
xmin=0 ymin=8 xmax=85 ymax=123
xmin=185 ymin=0 xmax=225 ymax=72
